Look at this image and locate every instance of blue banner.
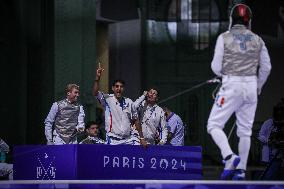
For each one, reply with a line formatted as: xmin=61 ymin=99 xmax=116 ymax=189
xmin=14 ymin=145 xmax=202 ymax=180
xmin=14 ymin=145 xmax=77 ymax=180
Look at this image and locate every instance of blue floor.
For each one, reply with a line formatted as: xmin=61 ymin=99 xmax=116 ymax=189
xmin=1 ymin=180 xmax=284 ymax=189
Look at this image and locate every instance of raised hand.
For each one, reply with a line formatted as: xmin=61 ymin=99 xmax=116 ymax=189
xmin=96 ymin=62 xmax=104 ymax=78
xmin=143 ymin=90 xmax=148 ymax=97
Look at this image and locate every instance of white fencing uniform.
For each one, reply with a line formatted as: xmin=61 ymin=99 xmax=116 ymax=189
xmin=44 ymin=99 xmax=85 ymax=145
xmin=96 ymin=91 xmax=139 ymax=145
xmin=133 ymin=95 xmax=167 ymax=145
xmin=207 ymin=24 xmax=271 ymax=172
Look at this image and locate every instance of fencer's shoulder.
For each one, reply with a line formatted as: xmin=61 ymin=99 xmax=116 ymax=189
xmin=173 ymin=113 xmax=182 ymax=122
xmin=261 ymin=118 xmax=274 ymax=128
xmin=100 ymin=93 xmax=113 ymax=100
xmin=218 ymin=32 xmax=230 ymax=41
xmin=56 ymin=99 xmax=66 ymax=106
xmin=220 ymin=31 xmax=230 ymax=36
xmin=97 ymin=91 xmax=110 ymax=97
xmin=223 ymin=31 xmax=230 ymax=35
xmin=154 ymin=104 xmax=164 ymax=113
xmin=264 ymin=118 xmax=273 ymax=124
xmin=57 ymin=99 xmax=65 ymax=104
xmin=248 ymin=30 xmax=263 ymax=41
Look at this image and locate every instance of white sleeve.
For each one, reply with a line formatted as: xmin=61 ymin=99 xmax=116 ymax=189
xmin=96 ymin=91 xmax=109 ymax=108
xmin=133 ymin=94 xmax=146 ymax=110
xmin=211 ymin=35 xmax=224 ymax=77
xmin=44 ymin=102 xmax=58 ymax=142
xmin=258 ymin=119 xmax=273 ymax=144
xmin=257 ymin=39 xmax=272 ymax=95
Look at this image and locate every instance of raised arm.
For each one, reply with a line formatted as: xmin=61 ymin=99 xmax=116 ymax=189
xmin=92 ymin=62 xmax=104 ymax=96
xmin=133 ymin=91 xmax=148 ymax=110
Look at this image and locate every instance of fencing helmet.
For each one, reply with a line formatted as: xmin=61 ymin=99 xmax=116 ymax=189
xmin=229 ymin=3 xmax=252 ymax=30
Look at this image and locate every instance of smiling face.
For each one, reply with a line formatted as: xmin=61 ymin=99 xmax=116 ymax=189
xmin=112 ymin=81 xmax=124 ymax=99
xmin=147 ymin=89 xmax=158 ymax=104
xmin=67 ymin=87 xmax=80 ymax=103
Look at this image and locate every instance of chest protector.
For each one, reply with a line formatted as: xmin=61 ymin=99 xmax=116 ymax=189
xmin=222 ymin=25 xmax=262 ymax=76
xmin=54 ymin=99 xmax=80 ymax=143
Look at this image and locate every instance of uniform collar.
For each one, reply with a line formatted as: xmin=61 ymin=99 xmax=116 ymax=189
xmin=166 ymin=112 xmax=174 ymax=122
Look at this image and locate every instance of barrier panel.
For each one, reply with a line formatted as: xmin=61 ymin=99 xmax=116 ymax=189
xmin=14 ymin=145 xmax=202 ymax=180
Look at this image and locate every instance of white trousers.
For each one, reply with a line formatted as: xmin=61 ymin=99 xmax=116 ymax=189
xmin=207 ymin=75 xmax=258 ymax=170
xmin=207 ymin=75 xmax=257 ymax=137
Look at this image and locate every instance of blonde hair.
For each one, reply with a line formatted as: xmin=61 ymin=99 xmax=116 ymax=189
xmin=65 ymin=83 xmax=79 ymax=93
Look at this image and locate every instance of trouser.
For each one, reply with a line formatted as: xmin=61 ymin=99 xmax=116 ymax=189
xmin=207 ymin=75 xmax=258 ymax=170
xmin=207 ymin=75 xmax=257 ymax=137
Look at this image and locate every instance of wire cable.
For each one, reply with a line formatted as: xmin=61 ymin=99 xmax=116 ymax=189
xmin=158 ymin=77 xmax=221 ymax=105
